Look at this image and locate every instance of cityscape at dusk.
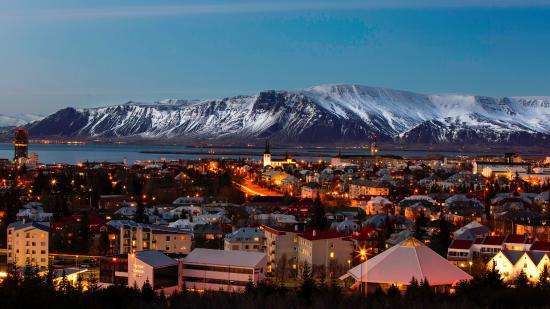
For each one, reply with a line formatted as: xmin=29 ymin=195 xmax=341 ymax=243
xmin=0 ymin=1 xmax=550 ymax=308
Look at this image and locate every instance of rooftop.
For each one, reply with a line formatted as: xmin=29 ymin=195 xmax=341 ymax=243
xmin=183 ymin=248 xmax=266 ymax=268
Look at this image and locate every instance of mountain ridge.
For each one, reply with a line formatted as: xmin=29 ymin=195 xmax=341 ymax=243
xmin=25 ymin=84 xmax=550 ymax=146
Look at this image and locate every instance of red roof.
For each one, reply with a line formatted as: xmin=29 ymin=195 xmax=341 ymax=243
xmin=530 ymin=241 xmax=550 ymax=252
xmin=504 ymin=234 xmax=532 ymax=244
xmin=299 ymin=230 xmax=346 ymax=241
xmin=261 ymin=224 xmax=297 ymax=235
xmin=449 ymin=239 xmax=473 ymax=250
xmin=481 ymin=235 xmax=505 ymax=246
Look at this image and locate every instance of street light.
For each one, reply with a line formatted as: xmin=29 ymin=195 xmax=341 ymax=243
xmin=357 ymin=247 xmax=367 ymax=295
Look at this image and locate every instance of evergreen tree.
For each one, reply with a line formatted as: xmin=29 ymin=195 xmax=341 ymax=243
xmin=405 ymin=277 xmax=420 ymax=301
xmin=309 ymin=195 xmax=328 ymax=231
xmin=298 ymin=263 xmax=317 ymax=304
xmin=537 ymin=264 xmax=550 ymax=290
xmin=514 ymin=270 xmax=530 ymax=289
xmin=413 ymin=211 xmax=429 ymax=240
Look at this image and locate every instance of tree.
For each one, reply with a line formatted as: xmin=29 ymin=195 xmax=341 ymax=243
xmin=413 ymin=211 xmax=429 ymax=241
xmin=405 ymin=277 xmax=420 ymax=300
xmin=141 ymin=280 xmax=155 ymax=303
xmin=429 ymin=217 xmax=452 ymax=256
xmin=309 ymin=195 xmax=328 ymax=231
xmin=298 ymin=263 xmax=317 ymax=304
xmin=537 ymin=264 xmax=550 ymax=290
xmin=514 ymin=270 xmax=530 ymax=289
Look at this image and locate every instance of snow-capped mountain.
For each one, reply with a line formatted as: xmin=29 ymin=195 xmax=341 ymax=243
xmin=26 ymin=84 xmax=550 ymax=145
xmin=0 ymin=113 xmax=43 ymax=127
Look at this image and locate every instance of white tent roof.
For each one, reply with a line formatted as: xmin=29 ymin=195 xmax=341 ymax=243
xmin=340 ymin=237 xmax=472 ymax=286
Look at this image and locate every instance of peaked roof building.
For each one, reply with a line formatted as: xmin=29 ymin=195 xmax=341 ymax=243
xmin=340 ymin=237 xmax=472 ymax=287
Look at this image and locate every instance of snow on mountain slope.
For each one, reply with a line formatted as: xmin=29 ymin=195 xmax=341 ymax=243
xmin=0 ymin=114 xmax=43 ymax=127
xmin=26 ymin=84 xmax=550 ymax=145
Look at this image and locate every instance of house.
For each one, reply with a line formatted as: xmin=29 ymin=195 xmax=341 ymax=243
xmin=180 ymin=248 xmax=267 ymax=292
xmin=362 ymin=196 xmax=393 ymax=215
xmin=224 ymin=227 xmax=265 ymax=252
xmin=488 ymin=250 xmax=550 ymax=283
xmin=128 ymin=250 xmax=179 ymax=294
xmin=471 ymin=235 xmax=505 ymax=258
xmin=301 ymin=183 xmax=321 ymax=199
xmin=296 ymin=230 xmax=354 ymax=272
xmin=16 ymin=202 xmax=53 ymax=223
xmin=447 ymin=239 xmax=474 ymax=267
xmin=7 ymin=221 xmax=49 ymax=268
xmin=453 ymin=221 xmax=490 ymax=241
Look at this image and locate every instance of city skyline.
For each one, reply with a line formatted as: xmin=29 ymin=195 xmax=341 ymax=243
xmin=1 ymin=0 xmax=550 ymax=115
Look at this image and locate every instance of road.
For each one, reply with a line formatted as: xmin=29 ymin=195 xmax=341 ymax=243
xmin=234 ymin=179 xmax=283 ymax=197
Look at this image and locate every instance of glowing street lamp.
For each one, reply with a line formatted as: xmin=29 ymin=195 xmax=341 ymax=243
xmin=357 ymin=247 xmax=367 ymax=294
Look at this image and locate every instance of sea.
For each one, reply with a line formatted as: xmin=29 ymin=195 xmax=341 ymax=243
xmin=0 ymin=143 xmax=510 ymax=165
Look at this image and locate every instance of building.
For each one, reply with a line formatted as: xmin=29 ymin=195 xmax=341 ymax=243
xmin=349 ymin=181 xmax=390 ymax=199
xmin=296 ymin=230 xmax=354 ymax=271
xmin=261 ymin=225 xmax=299 ymax=273
xmin=488 ymin=250 xmax=550 ymax=283
xmin=104 ymin=220 xmax=192 ymax=255
xmin=342 ymin=237 xmax=472 ymax=294
xmin=472 ymin=160 xmax=530 ymax=179
xmin=224 ymin=227 xmax=265 ymax=252
xmin=7 ymin=221 xmax=49 ymax=268
xmin=180 ymin=248 xmax=267 ymax=292
xmin=128 ymin=250 xmax=179 ymax=294
xmin=301 ymin=183 xmax=321 ymax=199
xmin=447 ymin=239 xmax=474 ymax=267
xmin=13 ymin=127 xmax=29 ymax=163
xmin=262 ymin=140 xmax=297 ymax=168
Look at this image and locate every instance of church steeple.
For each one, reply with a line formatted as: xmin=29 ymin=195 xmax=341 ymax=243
xmin=264 ymin=139 xmax=271 ymax=155
xmin=263 ymin=139 xmax=272 ymax=167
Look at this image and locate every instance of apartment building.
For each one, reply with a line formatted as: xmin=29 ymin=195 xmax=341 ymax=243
xmin=105 ymin=220 xmax=192 ymax=255
xmin=260 ymin=225 xmax=299 ymax=272
xmin=297 ymin=230 xmax=354 ymax=270
xmin=7 ymin=221 xmax=49 ymax=268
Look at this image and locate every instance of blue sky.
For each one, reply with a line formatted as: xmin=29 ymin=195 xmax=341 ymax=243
xmin=1 ymin=0 xmax=550 ymax=115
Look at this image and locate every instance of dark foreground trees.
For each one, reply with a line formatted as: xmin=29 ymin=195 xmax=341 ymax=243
xmin=2 ymin=266 xmax=550 ymax=309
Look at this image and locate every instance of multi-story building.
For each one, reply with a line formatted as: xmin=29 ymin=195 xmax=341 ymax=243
xmin=297 ymin=230 xmax=354 ymax=271
xmin=224 ymin=227 xmax=265 ymax=252
xmin=7 ymin=221 xmax=49 ymax=268
xmin=180 ymin=248 xmax=267 ymax=292
xmin=104 ymin=220 xmax=192 ymax=255
xmin=349 ymin=181 xmax=389 ymax=199
xmin=260 ymin=225 xmax=299 ymax=273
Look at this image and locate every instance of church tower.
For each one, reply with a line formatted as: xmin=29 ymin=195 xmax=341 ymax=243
xmin=263 ymin=139 xmax=272 ymax=167
xmin=370 ymin=134 xmax=379 ymax=156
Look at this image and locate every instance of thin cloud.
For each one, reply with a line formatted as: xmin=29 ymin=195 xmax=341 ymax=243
xmin=1 ymin=1 xmax=550 ymax=21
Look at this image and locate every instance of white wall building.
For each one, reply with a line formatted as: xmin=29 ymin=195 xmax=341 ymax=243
xmin=180 ymin=248 xmax=267 ymax=292
xmin=7 ymin=221 xmax=49 ymax=268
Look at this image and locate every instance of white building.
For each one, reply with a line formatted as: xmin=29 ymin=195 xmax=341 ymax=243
xmin=224 ymin=227 xmax=265 ymax=252
xmin=128 ymin=250 xmax=179 ymax=294
xmin=180 ymin=248 xmax=267 ymax=292
xmin=7 ymin=221 xmax=49 ymax=268
xmin=105 ymin=220 xmax=192 ymax=255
